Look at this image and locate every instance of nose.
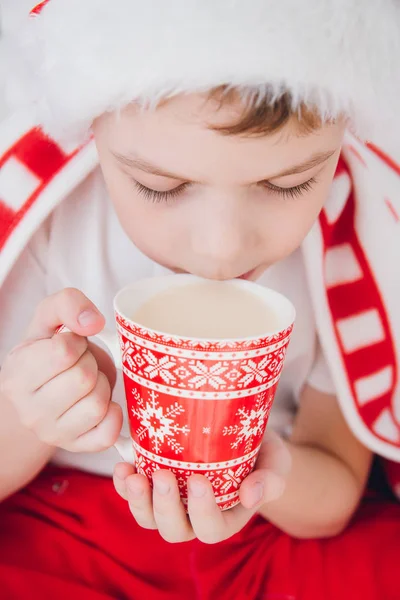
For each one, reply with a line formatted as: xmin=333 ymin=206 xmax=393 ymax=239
xmin=190 ymin=203 xmax=257 ymax=280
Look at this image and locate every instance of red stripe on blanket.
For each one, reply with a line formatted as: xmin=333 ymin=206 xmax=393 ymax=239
xmin=347 ymin=145 xmax=367 ymax=168
xmin=10 ymin=129 xmax=67 ymax=181
xmin=0 ymin=128 xmax=78 ymax=250
xmin=367 ymin=143 xmax=400 ymax=175
xmin=0 ymin=202 xmax=17 ymax=249
xmin=385 ymin=198 xmax=399 ymax=223
xmin=31 ymin=0 xmax=51 ymax=16
xmin=320 ymin=158 xmax=399 ymax=442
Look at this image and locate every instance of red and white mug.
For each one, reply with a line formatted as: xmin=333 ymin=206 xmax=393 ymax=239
xmin=64 ymin=275 xmax=295 ymax=511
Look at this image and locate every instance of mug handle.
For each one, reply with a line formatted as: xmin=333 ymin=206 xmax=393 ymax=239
xmin=57 ymin=326 xmax=135 ymax=464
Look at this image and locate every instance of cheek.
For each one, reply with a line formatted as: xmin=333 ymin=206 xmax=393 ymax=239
xmin=106 ymin=179 xmax=182 ymax=264
xmin=100 ymin=170 xmax=157 ymax=246
xmin=114 ymin=195 xmax=160 ymax=249
xmin=97 ymin=156 xmax=189 ymax=266
xmin=263 ymin=188 xmax=327 ymax=261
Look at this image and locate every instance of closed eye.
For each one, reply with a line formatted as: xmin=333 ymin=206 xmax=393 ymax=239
xmin=261 ymin=177 xmax=317 ymax=199
xmin=132 ymin=176 xmax=317 ymax=204
xmin=132 ymin=180 xmax=190 ymax=203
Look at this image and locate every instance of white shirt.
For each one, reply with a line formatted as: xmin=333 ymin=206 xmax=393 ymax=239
xmin=0 ymin=167 xmax=335 ymax=476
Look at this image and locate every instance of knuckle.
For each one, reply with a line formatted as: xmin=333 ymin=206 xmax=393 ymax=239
xmin=76 ymin=359 xmax=98 ymax=394
xmin=69 ymin=351 xmax=96 ymax=392
xmin=59 ymin=287 xmax=82 ymax=305
xmin=53 ymin=335 xmax=80 ymax=367
xmin=61 ymin=437 xmax=89 ymax=453
xmin=51 ymin=417 xmax=82 ymax=446
xmin=86 ymin=393 xmax=108 ymax=423
xmin=98 ymin=428 xmax=118 ymax=450
xmin=97 ymin=371 xmax=111 ymax=395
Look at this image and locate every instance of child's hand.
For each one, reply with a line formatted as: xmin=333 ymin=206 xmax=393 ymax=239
xmin=0 ymin=288 xmax=123 ymax=452
xmin=113 ymin=430 xmax=291 ymax=544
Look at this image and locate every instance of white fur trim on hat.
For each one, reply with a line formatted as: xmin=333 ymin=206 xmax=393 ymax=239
xmin=3 ymin=0 xmax=400 ymax=145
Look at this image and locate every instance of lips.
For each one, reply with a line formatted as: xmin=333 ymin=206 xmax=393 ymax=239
xmin=168 ymin=265 xmax=260 ymax=281
xmin=237 ymin=268 xmax=258 ymax=281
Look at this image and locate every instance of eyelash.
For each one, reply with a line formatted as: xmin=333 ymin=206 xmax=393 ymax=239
xmin=133 ymin=180 xmax=190 ymax=203
xmin=132 ymin=177 xmax=317 ymax=203
xmin=263 ymin=177 xmax=317 ymax=199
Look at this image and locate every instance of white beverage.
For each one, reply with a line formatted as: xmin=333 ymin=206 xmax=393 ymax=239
xmin=131 ymin=281 xmax=281 ymax=338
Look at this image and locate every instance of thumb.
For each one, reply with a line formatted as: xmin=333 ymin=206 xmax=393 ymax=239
xmin=239 ymin=430 xmax=292 ymax=509
xmin=26 ymin=288 xmax=105 ymax=340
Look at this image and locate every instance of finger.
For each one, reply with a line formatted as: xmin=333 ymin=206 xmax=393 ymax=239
xmin=1 ymin=333 xmax=88 ymax=399
xmin=18 ymin=333 xmax=89 ymax=394
xmin=14 ymin=346 xmax=98 ymax=432
xmin=26 ymin=288 xmax=105 ymax=340
xmin=32 ymin=349 xmax=99 ymax=424
xmin=51 ymin=371 xmax=111 ymax=442
xmin=113 ymin=463 xmax=136 ymax=501
xmin=63 ymin=400 xmax=123 ymax=453
xmin=188 ymin=476 xmax=257 ymax=543
xmin=257 ymin=429 xmax=292 ymax=477
xmin=239 ymin=470 xmax=286 ymax=508
xmin=239 ymin=431 xmax=291 ymax=508
xmin=125 ymin=473 xmax=158 ymax=530
xmin=152 ymin=470 xmax=195 ymax=543
xmin=187 ymin=475 xmax=229 ymax=544
xmin=221 ymin=501 xmax=257 ymax=534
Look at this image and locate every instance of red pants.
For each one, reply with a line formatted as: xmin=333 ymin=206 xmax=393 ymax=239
xmin=0 ymin=467 xmax=399 ymax=600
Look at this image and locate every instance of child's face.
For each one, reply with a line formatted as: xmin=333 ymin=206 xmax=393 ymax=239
xmin=93 ymin=94 xmax=345 ymax=281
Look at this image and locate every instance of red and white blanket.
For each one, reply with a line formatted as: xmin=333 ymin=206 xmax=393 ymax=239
xmin=0 ymin=112 xmax=399 ymax=489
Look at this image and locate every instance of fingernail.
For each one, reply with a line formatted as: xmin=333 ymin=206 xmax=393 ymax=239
xmin=78 ymin=309 xmax=99 ymax=327
xmin=189 ymin=481 xmax=206 ymax=498
xmin=153 ymin=479 xmax=170 ymax=496
xmin=252 ymin=481 xmax=264 ymax=505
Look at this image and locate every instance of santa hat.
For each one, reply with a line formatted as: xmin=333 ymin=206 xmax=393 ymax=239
xmin=2 ymin=0 xmax=400 ymax=146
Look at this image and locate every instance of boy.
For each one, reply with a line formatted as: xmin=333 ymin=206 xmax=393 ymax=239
xmin=0 ymin=1 xmax=399 ymax=598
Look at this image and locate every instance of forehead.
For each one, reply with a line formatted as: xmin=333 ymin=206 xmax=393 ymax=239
xmin=94 ymin=94 xmax=345 ymax=183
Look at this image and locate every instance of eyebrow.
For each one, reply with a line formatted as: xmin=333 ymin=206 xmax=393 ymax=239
xmin=112 ymin=148 xmax=336 ymax=182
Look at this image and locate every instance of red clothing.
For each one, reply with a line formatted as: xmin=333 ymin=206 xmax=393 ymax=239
xmin=0 ymin=467 xmax=399 ymax=600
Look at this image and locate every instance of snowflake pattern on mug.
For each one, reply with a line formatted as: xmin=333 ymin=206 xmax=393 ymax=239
xmin=222 ymin=392 xmax=273 ymax=454
xmin=131 ymin=388 xmax=190 ymax=454
xmin=120 ymin=335 xmax=288 ymax=394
